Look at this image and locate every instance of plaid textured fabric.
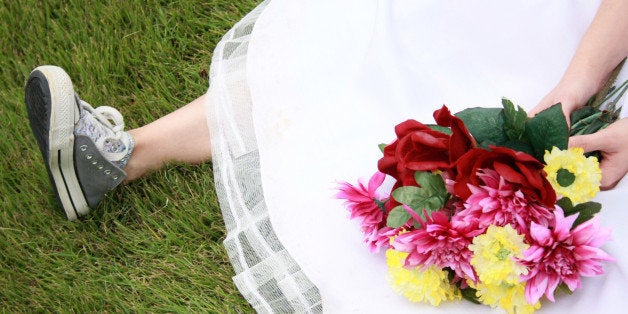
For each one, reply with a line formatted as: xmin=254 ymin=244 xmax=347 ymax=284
xmin=205 ymin=1 xmax=323 ymax=312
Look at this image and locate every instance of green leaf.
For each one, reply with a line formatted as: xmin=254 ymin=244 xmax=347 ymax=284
xmin=572 ymin=202 xmax=602 ymax=227
xmin=524 ymin=103 xmax=568 ymax=161
xmin=426 ymin=124 xmax=452 ymax=135
xmin=378 ymin=143 xmax=387 ymax=153
xmin=455 ymin=107 xmax=507 ymax=149
xmin=373 ymin=198 xmax=387 ymax=213
xmin=392 ymin=186 xmax=444 ymax=213
xmin=414 ymin=171 xmax=447 ymax=195
xmin=390 ymin=172 xmax=449 ymax=220
xmin=502 ymin=98 xmax=528 ymax=141
xmin=556 ymin=197 xmax=575 ymax=214
xmin=558 ymin=283 xmax=574 ymax=295
xmin=557 ymin=198 xmax=602 ymax=227
xmin=386 ymin=205 xmax=411 ymax=228
xmin=460 ymin=287 xmax=480 ymax=304
xmin=392 ymin=186 xmax=424 ymax=204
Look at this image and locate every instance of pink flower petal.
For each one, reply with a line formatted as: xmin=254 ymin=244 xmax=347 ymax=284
xmin=526 ymin=274 xmax=549 ymax=304
xmin=530 ymin=222 xmax=552 ymax=245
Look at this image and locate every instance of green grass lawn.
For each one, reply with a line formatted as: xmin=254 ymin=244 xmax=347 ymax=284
xmin=0 ymin=0 xmax=261 ymax=312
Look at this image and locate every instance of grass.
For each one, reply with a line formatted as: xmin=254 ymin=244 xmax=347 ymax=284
xmin=0 ymin=0 xmax=261 ymax=312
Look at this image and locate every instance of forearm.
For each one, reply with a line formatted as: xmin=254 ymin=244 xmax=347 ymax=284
xmin=561 ymin=0 xmax=628 ymax=98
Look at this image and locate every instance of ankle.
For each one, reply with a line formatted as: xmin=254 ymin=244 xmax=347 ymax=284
xmin=123 ymin=129 xmax=165 ymax=182
xmin=122 ymin=158 xmax=145 ymax=182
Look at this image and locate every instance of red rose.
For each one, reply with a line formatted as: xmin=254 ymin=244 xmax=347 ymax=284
xmin=453 ymin=146 xmax=556 ymax=207
xmin=377 ymin=106 xmax=474 ymax=186
xmin=377 ymin=119 xmax=449 ymax=186
xmin=433 ymin=106 xmax=475 ymax=163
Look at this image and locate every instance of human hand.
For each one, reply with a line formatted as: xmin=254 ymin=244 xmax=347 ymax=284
xmin=528 ymin=79 xmax=597 ymax=124
xmin=569 ymin=118 xmax=628 ymax=190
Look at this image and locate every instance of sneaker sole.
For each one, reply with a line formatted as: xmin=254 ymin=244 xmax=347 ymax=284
xmin=25 ymin=65 xmax=89 ymax=220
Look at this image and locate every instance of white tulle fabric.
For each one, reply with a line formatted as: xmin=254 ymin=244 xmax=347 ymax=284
xmin=205 ymin=2 xmax=321 ymax=312
xmin=209 ymin=0 xmax=628 ymax=313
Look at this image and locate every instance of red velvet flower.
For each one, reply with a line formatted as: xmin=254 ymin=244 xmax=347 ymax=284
xmin=452 ymin=146 xmax=556 ymax=207
xmin=378 ymin=106 xmax=475 ymax=186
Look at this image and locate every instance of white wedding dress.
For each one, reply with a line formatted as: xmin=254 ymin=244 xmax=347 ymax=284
xmin=206 ymin=1 xmax=628 ymax=313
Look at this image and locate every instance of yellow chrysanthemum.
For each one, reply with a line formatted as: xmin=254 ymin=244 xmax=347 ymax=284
xmin=469 ymin=225 xmax=529 ymax=285
xmin=544 ymin=146 xmax=601 ymax=204
xmin=385 ymin=249 xmax=460 ymax=306
xmin=470 ymin=280 xmax=541 ymax=314
xmin=468 ymin=225 xmax=538 ymax=313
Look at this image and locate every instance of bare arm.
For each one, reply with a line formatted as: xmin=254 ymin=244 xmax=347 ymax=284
xmin=529 ymin=0 xmax=628 ymax=119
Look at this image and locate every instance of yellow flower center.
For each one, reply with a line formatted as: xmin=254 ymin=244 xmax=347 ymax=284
xmin=496 ymin=247 xmax=511 ymax=260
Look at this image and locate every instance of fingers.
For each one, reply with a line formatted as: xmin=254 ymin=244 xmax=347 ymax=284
xmin=568 ymin=134 xmax=604 ymax=153
xmin=599 ymin=162 xmax=625 ymax=190
xmin=568 ymin=119 xmax=620 ymax=151
xmin=570 ymin=118 xmax=628 ymax=152
xmin=569 ymin=119 xmax=628 ymax=190
xmin=570 ymin=133 xmax=621 ymax=190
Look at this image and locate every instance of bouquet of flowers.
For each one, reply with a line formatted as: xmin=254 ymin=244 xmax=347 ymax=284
xmin=336 ymin=81 xmax=627 ymax=313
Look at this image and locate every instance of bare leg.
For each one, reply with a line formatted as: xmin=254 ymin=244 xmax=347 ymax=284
xmin=125 ymin=94 xmax=212 ymax=181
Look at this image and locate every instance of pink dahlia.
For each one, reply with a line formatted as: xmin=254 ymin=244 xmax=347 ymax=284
xmin=363 ymin=225 xmax=402 ymax=253
xmin=454 ymin=169 xmax=553 ymax=234
xmin=392 ymin=211 xmax=482 ymax=281
xmin=520 ymin=208 xmax=613 ymax=304
xmin=336 ymin=171 xmax=389 ymax=228
xmin=337 ymin=172 xmax=399 ymax=252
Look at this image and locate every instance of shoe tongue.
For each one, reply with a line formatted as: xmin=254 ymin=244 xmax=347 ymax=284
xmin=74 ymin=107 xmax=134 ymax=169
xmin=76 ymin=109 xmax=108 ymax=141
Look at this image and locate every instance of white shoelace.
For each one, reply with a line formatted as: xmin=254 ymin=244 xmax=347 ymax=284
xmin=80 ymin=100 xmax=131 ymax=161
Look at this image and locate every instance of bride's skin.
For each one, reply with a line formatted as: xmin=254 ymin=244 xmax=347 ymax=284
xmin=125 ymin=94 xmax=212 ymax=181
xmin=529 ymin=0 xmax=628 ymax=189
xmin=570 ymin=119 xmax=628 ymax=189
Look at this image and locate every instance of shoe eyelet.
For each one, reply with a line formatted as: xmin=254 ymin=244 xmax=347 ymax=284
xmin=104 ymin=169 xmax=111 ymax=175
xmin=86 ymin=154 xmax=93 ymax=160
xmin=80 ymin=145 xmax=88 ymax=151
xmin=91 ymin=160 xmax=98 ymax=165
xmin=112 ymin=175 xmax=119 ymax=180
xmin=97 ymin=164 xmax=104 ymax=170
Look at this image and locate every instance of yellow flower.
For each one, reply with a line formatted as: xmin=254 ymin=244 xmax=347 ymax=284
xmin=544 ymin=146 xmax=601 ymax=204
xmin=469 ymin=225 xmax=529 ymax=285
xmin=385 ymin=249 xmax=460 ymax=306
xmin=468 ymin=225 xmax=538 ymax=313
xmin=470 ymin=280 xmax=541 ymax=314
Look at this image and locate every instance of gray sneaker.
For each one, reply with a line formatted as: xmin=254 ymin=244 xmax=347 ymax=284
xmin=25 ymin=65 xmax=134 ymax=221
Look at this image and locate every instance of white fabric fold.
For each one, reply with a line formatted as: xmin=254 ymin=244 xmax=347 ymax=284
xmin=205 ymin=1 xmax=322 ymax=312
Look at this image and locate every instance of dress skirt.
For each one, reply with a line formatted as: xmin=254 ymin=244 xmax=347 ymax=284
xmin=206 ymin=0 xmax=628 ymax=313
